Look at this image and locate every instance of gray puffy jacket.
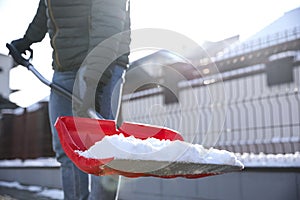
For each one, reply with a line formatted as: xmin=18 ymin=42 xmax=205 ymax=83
xmin=24 ymin=0 xmax=130 ymax=73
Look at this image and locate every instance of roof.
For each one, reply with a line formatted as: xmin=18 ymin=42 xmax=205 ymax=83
xmin=216 ymin=6 xmax=300 ymax=60
xmin=248 ymin=7 xmax=300 ymax=41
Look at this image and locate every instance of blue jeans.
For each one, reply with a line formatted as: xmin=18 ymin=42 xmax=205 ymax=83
xmin=49 ymin=65 xmax=125 ymax=200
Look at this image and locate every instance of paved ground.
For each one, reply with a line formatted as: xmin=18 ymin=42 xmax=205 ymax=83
xmin=0 ymin=186 xmax=55 ymax=200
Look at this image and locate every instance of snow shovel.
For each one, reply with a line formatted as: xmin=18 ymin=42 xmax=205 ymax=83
xmin=55 ymin=116 xmax=243 ymax=179
xmin=7 ymin=43 xmax=243 ymax=179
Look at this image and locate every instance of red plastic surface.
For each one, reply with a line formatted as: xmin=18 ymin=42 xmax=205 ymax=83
xmin=54 ymin=116 xmax=216 ymax=178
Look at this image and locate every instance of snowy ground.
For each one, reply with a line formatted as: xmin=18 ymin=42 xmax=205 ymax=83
xmin=0 ymin=181 xmax=63 ymax=200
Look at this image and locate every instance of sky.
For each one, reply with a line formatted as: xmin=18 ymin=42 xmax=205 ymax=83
xmin=0 ymin=0 xmax=300 ymax=107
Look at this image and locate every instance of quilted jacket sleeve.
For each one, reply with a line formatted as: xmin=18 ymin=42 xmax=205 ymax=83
xmin=24 ymin=0 xmax=48 ymax=43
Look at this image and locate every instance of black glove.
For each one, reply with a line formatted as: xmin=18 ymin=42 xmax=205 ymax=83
xmin=11 ymin=37 xmax=32 ymax=54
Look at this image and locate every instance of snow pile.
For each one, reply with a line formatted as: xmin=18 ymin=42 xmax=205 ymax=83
xmin=236 ymin=152 xmax=300 ymax=167
xmin=0 ymin=157 xmax=60 ymax=167
xmin=0 ymin=181 xmax=63 ymax=200
xmin=76 ymin=134 xmax=244 ymax=167
xmin=0 ymin=181 xmax=40 ymax=192
xmin=37 ymin=188 xmax=64 ymax=200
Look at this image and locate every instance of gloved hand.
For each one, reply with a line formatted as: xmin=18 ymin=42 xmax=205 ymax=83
xmin=11 ymin=37 xmax=32 ymax=54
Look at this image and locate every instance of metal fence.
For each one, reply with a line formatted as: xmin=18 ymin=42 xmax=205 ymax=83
xmin=121 ymin=29 xmax=300 ymax=154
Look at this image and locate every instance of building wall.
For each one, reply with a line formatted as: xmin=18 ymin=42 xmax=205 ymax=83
xmin=0 ymin=54 xmax=13 ymax=98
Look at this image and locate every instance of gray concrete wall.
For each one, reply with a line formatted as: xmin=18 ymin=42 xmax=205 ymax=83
xmin=118 ymin=168 xmax=300 ymax=200
xmin=0 ymin=167 xmax=62 ymax=189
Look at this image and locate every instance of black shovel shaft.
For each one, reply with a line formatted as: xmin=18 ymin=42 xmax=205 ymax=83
xmin=27 ymin=64 xmax=82 ymax=104
xmin=6 ymin=43 xmax=79 ymax=103
xmin=6 ymin=43 xmax=102 ymax=119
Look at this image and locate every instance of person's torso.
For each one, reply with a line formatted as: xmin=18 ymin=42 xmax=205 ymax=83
xmin=45 ymin=0 xmax=128 ymax=71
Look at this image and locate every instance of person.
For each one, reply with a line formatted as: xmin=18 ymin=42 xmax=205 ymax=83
xmin=9 ymin=0 xmax=131 ymax=199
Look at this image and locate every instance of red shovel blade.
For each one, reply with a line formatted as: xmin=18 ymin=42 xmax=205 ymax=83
xmin=55 ymin=116 xmax=242 ymax=178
